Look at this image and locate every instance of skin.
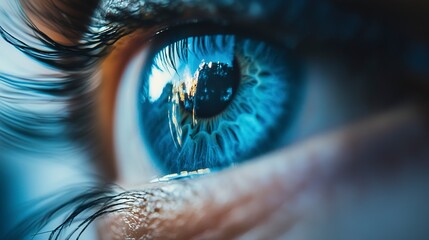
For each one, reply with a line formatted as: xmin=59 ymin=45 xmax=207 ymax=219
xmin=7 ymin=0 xmax=429 ymax=239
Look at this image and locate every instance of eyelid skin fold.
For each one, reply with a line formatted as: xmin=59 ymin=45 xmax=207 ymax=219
xmin=99 ymin=104 xmax=429 ymax=239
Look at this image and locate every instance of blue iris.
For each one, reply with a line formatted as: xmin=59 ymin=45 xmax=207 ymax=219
xmin=138 ymin=34 xmax=299 ymax=174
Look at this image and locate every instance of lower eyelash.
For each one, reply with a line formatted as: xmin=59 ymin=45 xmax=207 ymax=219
xmin=5 ymin=184 xmax=126 ymax=240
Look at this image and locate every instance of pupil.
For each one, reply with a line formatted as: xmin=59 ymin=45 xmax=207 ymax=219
xmin=178 ymin=59 xmax=240 ymax=118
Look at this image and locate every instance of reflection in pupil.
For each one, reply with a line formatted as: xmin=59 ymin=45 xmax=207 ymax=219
xmin=178 ymin=59 xmax=240 ymax=118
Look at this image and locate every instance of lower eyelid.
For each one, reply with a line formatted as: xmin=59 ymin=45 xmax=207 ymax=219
xmin=99 ymin=104 xmax=428 ymax=239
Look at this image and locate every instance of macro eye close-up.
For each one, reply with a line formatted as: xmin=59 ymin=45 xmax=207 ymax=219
xmin=1 ymin=0 xmax=429 ymax=240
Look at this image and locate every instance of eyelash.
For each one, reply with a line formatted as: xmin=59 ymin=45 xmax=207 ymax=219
xmin=7 ymin=184 xmax=129 ymax=240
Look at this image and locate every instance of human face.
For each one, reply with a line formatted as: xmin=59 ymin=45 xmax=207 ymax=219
xmin=1 ymin=0 xmax=429 ymax=239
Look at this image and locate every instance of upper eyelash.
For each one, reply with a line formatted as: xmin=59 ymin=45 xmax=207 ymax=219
xmin=0 ymin=12 xmax=120 ymax=71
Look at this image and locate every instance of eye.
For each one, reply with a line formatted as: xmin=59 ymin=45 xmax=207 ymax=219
xmin=140 ymin=34 xmax=300 ymax=174
xmin=115 ymin=25 xmax=302 ymax=181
